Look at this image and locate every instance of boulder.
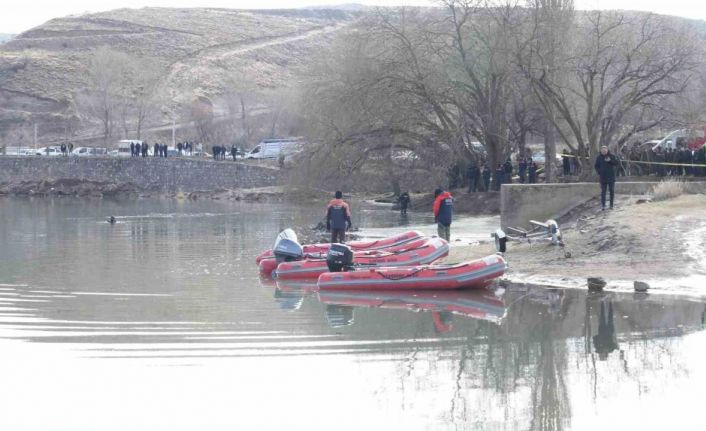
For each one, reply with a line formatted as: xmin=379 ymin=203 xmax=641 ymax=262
xmin=587 ymin=277 xmax=606 ymax=291
xmin=634 ymin=281 xmax=650 ymax=292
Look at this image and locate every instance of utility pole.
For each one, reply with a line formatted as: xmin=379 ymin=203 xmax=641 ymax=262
xmin=171 ymin=118 xmax=176 ymax=148
xmin=33 ymin=123 xmax=38 ymax=151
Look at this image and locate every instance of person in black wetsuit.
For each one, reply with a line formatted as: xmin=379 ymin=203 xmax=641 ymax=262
xmin=398 ymin=192 xmax=411 ymax=215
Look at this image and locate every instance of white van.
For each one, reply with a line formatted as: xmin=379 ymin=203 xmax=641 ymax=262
xmin=116 ymin=140 xmax=145 ymax=157
xmin=245 ymin=138 xmax=302 ymax=159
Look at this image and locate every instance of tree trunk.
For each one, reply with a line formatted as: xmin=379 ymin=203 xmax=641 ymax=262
xmin=544 ymin=114 xmax=556 ymax=182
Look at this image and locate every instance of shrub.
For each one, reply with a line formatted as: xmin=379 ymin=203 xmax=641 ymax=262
xmin=652 ymin=179 xmax=685 ymax=202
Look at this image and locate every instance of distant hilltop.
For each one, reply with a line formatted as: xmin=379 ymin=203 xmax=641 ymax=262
xmin=0 ymin=7 xmax=359 ymax=142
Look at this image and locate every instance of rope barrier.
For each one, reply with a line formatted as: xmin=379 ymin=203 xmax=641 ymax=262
xmin=557 ymin=152 xmax=706 ymax=168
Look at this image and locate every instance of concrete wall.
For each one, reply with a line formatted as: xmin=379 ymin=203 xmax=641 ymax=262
xmin=501 ymin=181 xmax=706 ymax=228
xmin=0 ymin=156 xmax=281 ymax=192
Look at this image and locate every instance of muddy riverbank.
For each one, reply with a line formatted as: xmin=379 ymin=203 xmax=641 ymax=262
xmin=446 ymin=193 xmax=706 ymax=294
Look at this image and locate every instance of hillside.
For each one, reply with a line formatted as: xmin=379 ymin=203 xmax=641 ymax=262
xmin=0 ymin=8 xmax=358 ymax=142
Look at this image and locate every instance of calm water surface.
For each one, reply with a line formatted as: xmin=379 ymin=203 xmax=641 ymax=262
xmin=0 ymin=197 xmax=704 ymax=431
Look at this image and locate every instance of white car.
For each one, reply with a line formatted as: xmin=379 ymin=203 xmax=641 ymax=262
xmin=72 ymin=147 xmax=108 ymax=157
xmin=35 ymin=146 xmax=62 ymax=156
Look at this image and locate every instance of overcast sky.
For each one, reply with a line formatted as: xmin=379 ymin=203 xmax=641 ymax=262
xmin=2 ymin=0 xmax=705 ymax=34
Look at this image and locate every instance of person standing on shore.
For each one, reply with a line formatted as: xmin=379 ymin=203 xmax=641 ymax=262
xmin=595 ymin=145 xmax=618 ymax=210
xmin=326 ymin=191 xmax=352 ymax=244
xmin=466 ymin=162 xmax=479 ymax=193
xmin=398 ymin=192 xmax=411 ymax=216
xmin=433 ymin=188 xmax=453 ymax=242
xmin=528 ymin=161 xmax=538 ymax=183
xmin=482 ymin=164 xmax=491 ymax=192
xmin=518 ymin=158 xmax=527 ymax=183
xmin=562 ymin=150 xmax=571 ymax=176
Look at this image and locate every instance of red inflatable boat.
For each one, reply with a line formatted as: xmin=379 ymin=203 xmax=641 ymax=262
xmin=274 ymin=237 xmax=450 ymax=280
xmin=260 ymin=236 xmax=435 ymax=276
xmin=317 ymin=254 xmax=507 ymax=290
xmin=255 ymin=230 xmax=423 ymax=265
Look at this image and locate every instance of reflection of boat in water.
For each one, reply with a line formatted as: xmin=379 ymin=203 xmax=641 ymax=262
xmin=318 ymin=289 xmax=507 ymax=324
xmin=272 ymin=280 xmax=319 ymax=311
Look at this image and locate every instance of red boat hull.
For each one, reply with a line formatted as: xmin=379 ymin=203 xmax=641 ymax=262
xmin=255 ymin=230 xmax=423 ymax=265
xmin=274 ymin=237 xmax=450 ymax=280
xmin=317 ymin=255 xmax=507 ymax=290
xmin=259 ymin=237 xmax=433 ymax=276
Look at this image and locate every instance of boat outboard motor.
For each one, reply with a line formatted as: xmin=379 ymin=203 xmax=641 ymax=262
xmin=326 ymin=243 xmax=354 ymax=272
xmin=273 ymin=236 xmax=304 ymax=263
xmin=493 ymin=229 xmax=507 ymax=253
xmin=546 ymin=220 xmax=563 ymax=245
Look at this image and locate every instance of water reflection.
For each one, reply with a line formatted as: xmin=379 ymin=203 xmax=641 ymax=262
xmin=1 ymin=197 xmax=705 ymax=431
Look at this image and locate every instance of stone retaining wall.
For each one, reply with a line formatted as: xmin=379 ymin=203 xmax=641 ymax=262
xmin=0 ymin=156 xmax=281 ymax=192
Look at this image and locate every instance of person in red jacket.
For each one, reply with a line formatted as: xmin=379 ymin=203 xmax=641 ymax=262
xmin=326 ymin=191 xmax=352 ymax=243
xmin=433 ymin=188 xmax=453 ymax=242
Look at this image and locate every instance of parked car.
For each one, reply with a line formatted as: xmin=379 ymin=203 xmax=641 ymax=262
xmin=35 ymin=146 xmax=62 ymax=156
xmin=72 ymin=147 xmax=108 ymax=157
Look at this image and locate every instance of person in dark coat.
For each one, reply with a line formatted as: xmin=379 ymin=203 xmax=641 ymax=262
xmin=398 ymin=192 xmax=411 ymax=216
xmin=594 ymin=145 xmax=618 ymax=210
xmin=326 ymin=191 xmax=352 ymax=243
xmin=130 ymin=142 xmax=136 ymax=157
xmin=433 ymin=188 xmax=453 ymax=242
xmin=494 ymin=164 xmax=504 ymax=191
xmin=231 ymin=145 xmax=237 ymax=161
xmin=466 ymin=163 xmax=479 ymax=193
xmin=503 ymin=158 xmax=513 ymax=184
xmin=528 ymin=161 xmax=538 ymax=184
xmin=162 ymin=144 xmax=167 ymax=158
xmin=481 ymin=164 xmax=491 ymax=192
xmin=562 ymin=150 xmax=571 ymax=176
xmin=153 ymin=143 xmax=159 ymax=157
xmin=142 ymin=142 xmax=148 ymax=157
xmin=518 ymin=158 xmax=528 ymax=183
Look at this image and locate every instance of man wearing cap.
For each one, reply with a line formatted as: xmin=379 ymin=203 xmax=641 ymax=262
xmin=594 ymin=146 xmax=618 ymax=210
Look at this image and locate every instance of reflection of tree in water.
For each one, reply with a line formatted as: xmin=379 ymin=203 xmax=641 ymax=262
xmin=444 ymin=289 xmax=572 ymax=431
xmin=528 ymin=309 xmax=571 ymax=431
xmin=382 ymin=288 xmax=701 ymax=430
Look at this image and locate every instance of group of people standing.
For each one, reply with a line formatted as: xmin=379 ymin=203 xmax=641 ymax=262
xmin=130 ymin=142 xmax=152 ymax=157
xmin=212 ymin=145 xmax=241 ymax=161
xmin=324 ymin=188 xmax=455 ymax=244
xmin=59 ymin=143 xmax=74 ymax=155
xmin=465 ymin=158 xmax=539 ymax=193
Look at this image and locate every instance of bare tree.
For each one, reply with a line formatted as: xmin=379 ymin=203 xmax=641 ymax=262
xmin=76 ymin=46 xmax=132 ymax=145
xmin=520 ymin=10 xmax=697 ymax=171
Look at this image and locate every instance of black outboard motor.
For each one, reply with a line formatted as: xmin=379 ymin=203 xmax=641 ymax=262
xmin=326 ymin=243 xmax=354 ymax=272
xmin=273 ymin=237 xmax=304 ymax=263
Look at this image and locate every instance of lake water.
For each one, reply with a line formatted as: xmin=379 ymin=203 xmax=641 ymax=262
xmin=0 ymin=197 xmax=704 ymax=431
